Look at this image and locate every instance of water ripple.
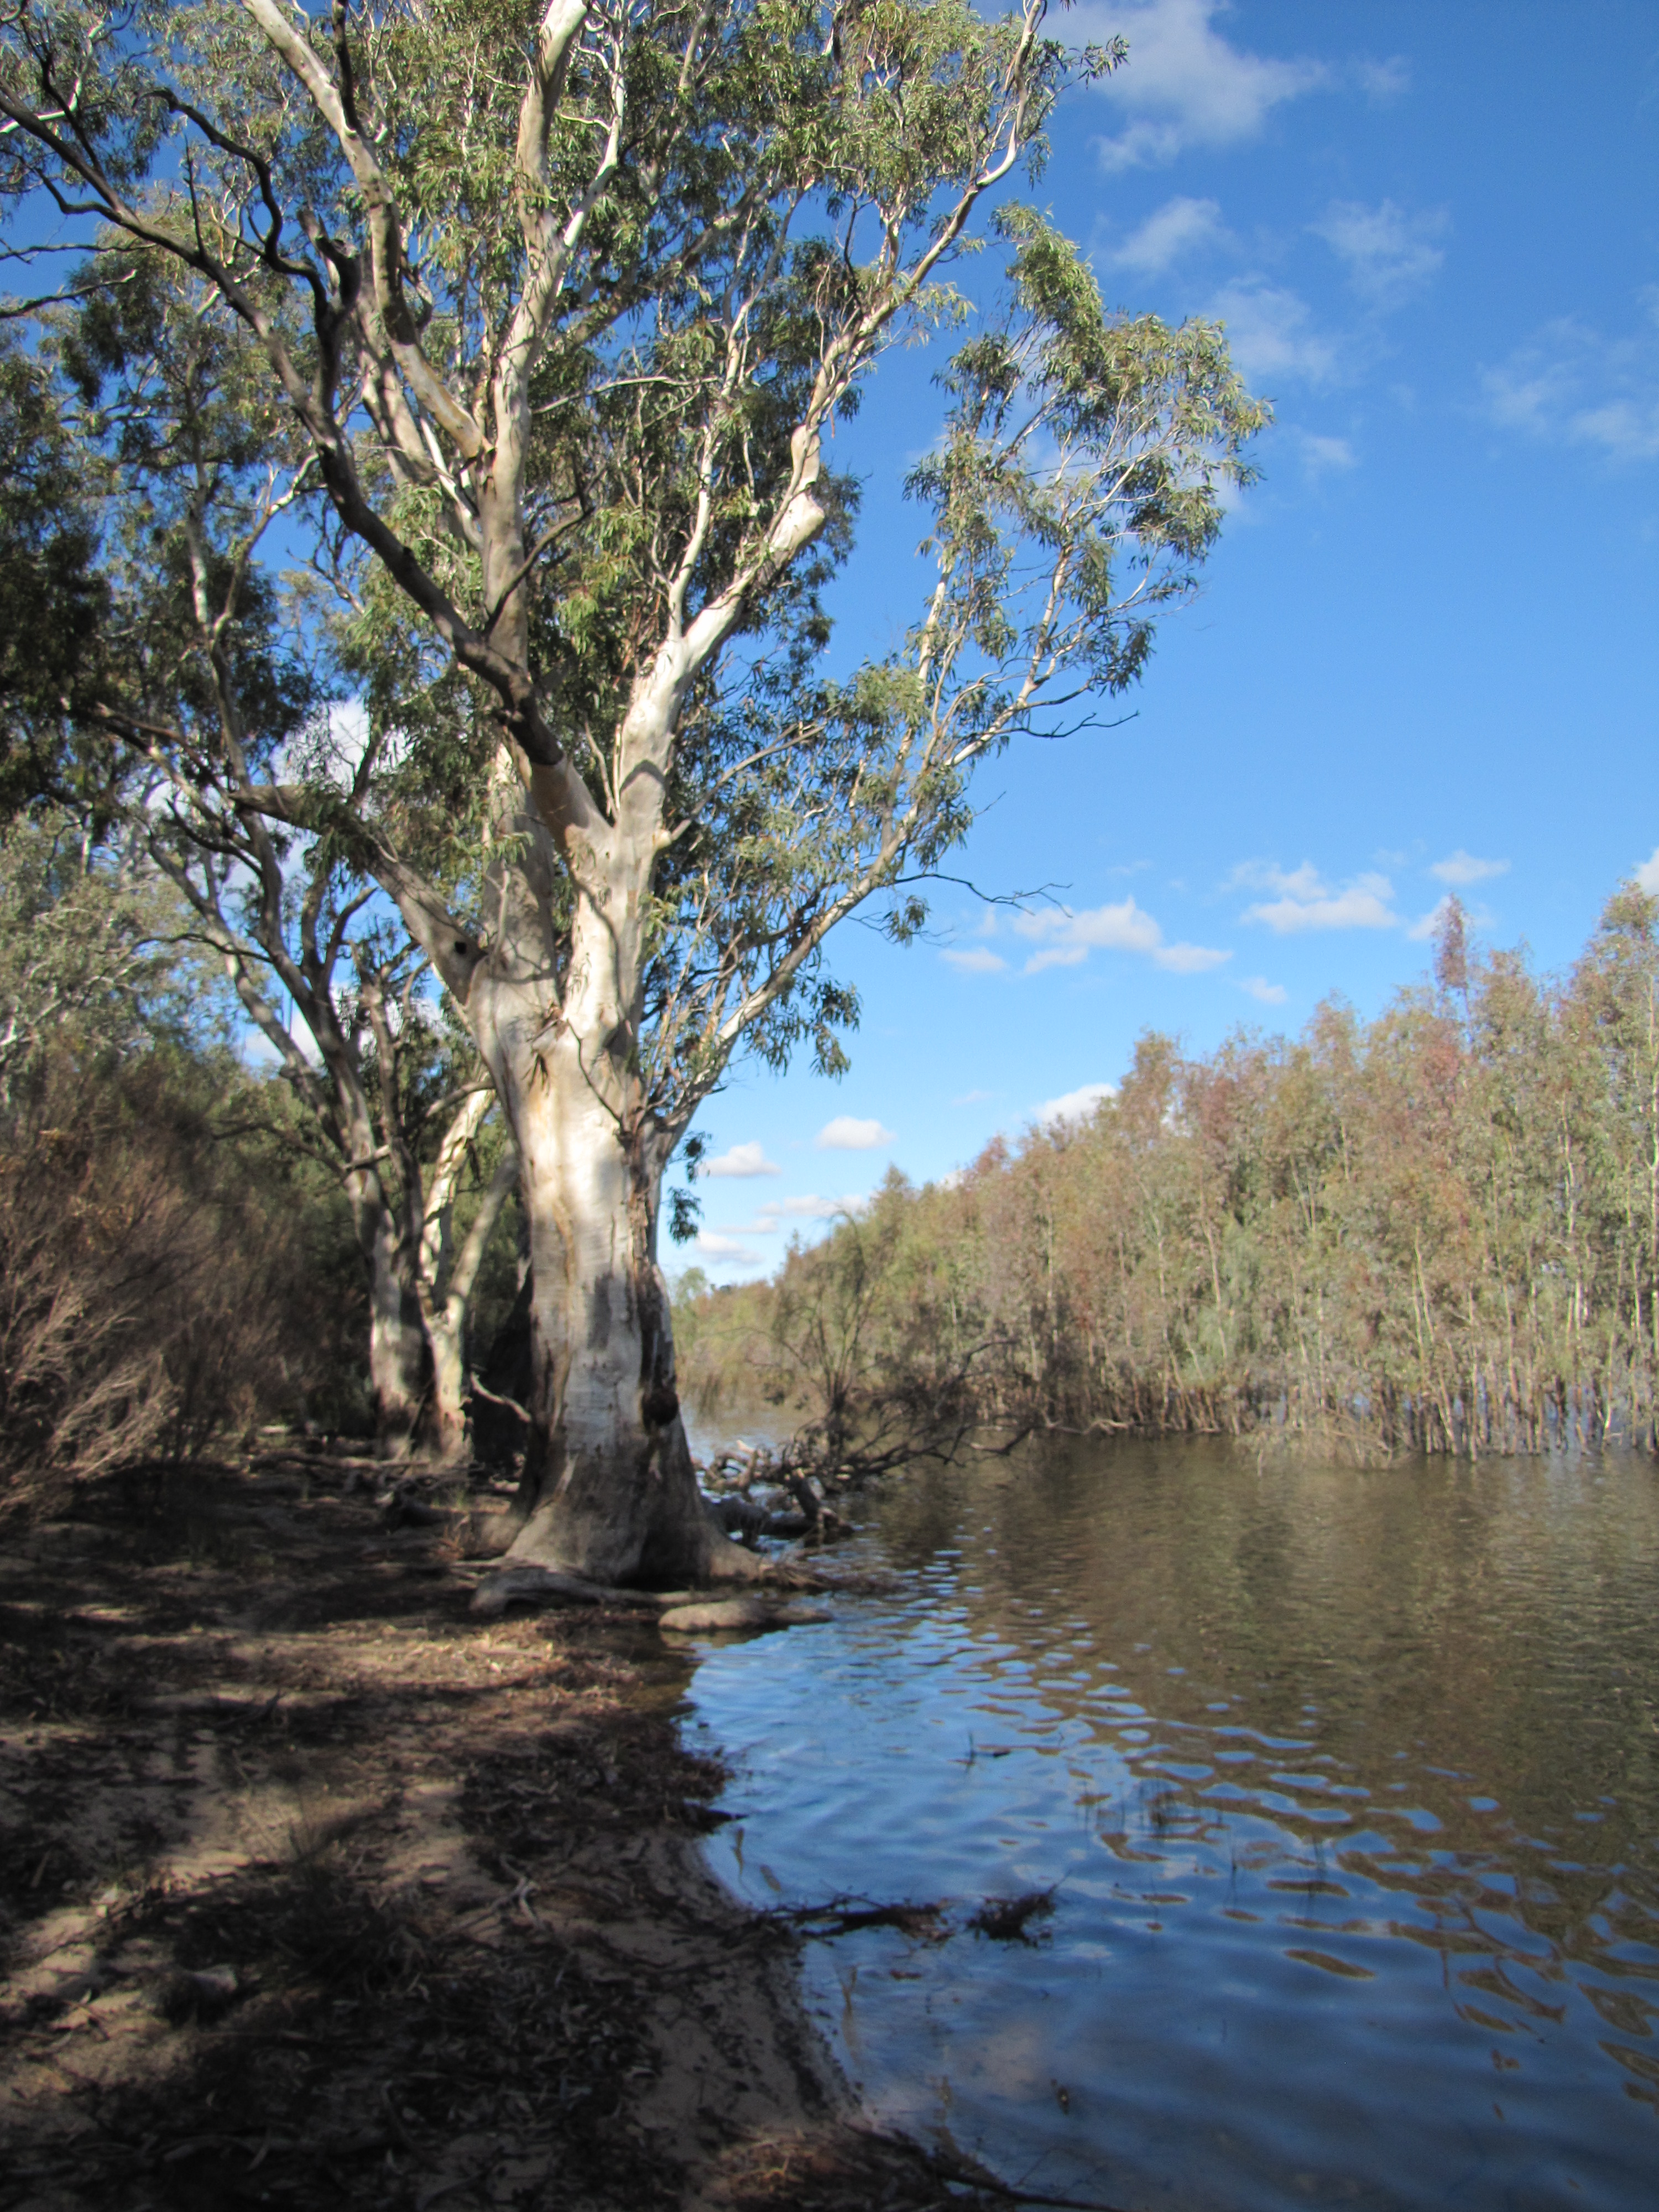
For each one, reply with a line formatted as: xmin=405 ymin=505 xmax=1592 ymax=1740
xmin=687 ymin=1441 xmax=1659 ymax=2210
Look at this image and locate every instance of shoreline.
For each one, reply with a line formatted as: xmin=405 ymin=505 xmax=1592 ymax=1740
xmin=0 ymin=1458 xmax=995 ymax=2210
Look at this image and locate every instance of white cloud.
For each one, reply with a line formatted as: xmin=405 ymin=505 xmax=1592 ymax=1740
xmin=1430 ymin=849 xmax=1509 ymax=886
xmin=1156 ymin=940 xmax=1235 ymax=974
xmin=1240 ymin=975 xmax=1288 ymax=1004
xmin=1407 ymin=896 xmax=1453 ymax=942
xmin=1077 ymin=0 xmax=1329 ymax=171
xmin=942 ymin=945 xmax=1009 ymax=975
xmin=243 ymin=1016 xmax=322 ymax=1071
xmin=1354 ymin=56 xmax=1411 ymax=101
xmin=815 ymin=1115 xmax=894 ymax=1151
xmin=755 ymin=1192 xmax=870 ymax=1225
xmin=1207 ymin=280 xmax=1338 ymax=387
xmin=1110 ymin=194 xmax=1228 ymax=274
xmin=1636 ymin=848 xmax=1659 ymax=896
xmin=1483 ymin=299 xmax=1659 ymax=462
xmin=695 ymin=1231 xmax=764 ymax=1267
xmin=1234 ymin=860 xmax=1400 ymax=933
xmin=1300 ymin=431 xmax=1357 ymax=477
xmin=1018 ymin=896 xmax=1159 ymax=958
xmin=1483 ymin=321 xmax=1582 ymax=435
xmin=702 ymin=1139 xmax=780 ymax=1178
xmin=320 ymin=698 xmax=372 ymax=788
xmin=1013 ymin=896 xmax=1230 ymax=975
xmin=1024 ymin=943 xmax=1090 ymax=974
xmin=1039 ymin=1082 xmax=1118 ymax=1130
xmin=1311 ymin=199 xmax=1448 ymax=307
xmin=953 ymin=1088 xmax=994 ymax=1105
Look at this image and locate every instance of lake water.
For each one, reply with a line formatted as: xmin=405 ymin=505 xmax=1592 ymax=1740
xmin=681 ymin=1440 xmax=1659 ymax=2210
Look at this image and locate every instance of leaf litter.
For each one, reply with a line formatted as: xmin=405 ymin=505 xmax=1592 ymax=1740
xmin=0 ymin=1457 xmax=1022 ymax=2209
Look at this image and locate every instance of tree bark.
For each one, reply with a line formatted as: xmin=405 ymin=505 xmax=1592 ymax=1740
xmin=367 ymin=1209 xmax=430 ymax=1459
xmin=493 ymin=1024 xmax=722 ymax=1584
xmin=457 ymin=743 xmax=766 ymax=1586
xmin=416 ymin=1091 xmax=517 ymax=1462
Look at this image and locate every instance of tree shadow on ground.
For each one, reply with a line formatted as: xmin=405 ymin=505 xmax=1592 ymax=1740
xmin=0 ymin=1461 xmax=999 ymax=2210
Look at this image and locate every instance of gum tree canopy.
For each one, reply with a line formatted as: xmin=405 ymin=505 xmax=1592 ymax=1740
xmin=0 ymin=0 xmax=1264 ymax=1582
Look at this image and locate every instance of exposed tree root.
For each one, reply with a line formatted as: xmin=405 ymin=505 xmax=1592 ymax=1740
xmin=657 ymin=1596 xmax=832 ymax=1634
xmin=469 ymin=1558 xmax=831 ymax=1633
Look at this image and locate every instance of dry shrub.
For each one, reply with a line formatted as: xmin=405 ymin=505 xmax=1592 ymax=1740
xmin=0 ymin=1052 xmax=322 ymax=1517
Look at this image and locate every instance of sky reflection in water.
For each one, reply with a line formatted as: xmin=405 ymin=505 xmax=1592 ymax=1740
xmin=684 ymin=1442 xmax=1659 ymax=2211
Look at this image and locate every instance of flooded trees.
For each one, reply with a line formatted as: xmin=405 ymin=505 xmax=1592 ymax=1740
xmin=1 ymin=1 xmax=1262 ymax=1578
xmin=683 ymin=894 xmax=1659 ymax=1459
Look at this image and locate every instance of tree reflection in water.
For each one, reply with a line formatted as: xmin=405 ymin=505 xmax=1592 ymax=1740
xmin=688 ymin=1441 xmax=1659 ymax=2212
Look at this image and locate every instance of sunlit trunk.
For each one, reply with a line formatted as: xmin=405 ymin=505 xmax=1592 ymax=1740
xmin=367 ymin=1215 xmax=430 ymax=1458
xmin=468 ymin=834 xmax=752 ymax=1585
xmin=412 ymin=1093 xmax=515 ymax=1463
xmin=494 ymin=1026 xmax=714 ymax=1582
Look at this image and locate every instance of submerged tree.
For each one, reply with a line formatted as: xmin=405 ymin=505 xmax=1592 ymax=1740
xmin=1 ymin=0 xmax=1264 ymax=1579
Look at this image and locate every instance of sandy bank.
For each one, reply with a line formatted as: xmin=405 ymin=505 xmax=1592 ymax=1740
xmin=0 ymin=1460 xmax=996 ymax=2211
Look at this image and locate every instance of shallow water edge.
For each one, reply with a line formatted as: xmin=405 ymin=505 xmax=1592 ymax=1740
xmin=685 ymin=1438 xmax=1659 ymax=2212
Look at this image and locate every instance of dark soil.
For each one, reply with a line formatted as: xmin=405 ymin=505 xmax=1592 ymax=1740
xmin=0 ymin=1458 xmax=999 ymax=2211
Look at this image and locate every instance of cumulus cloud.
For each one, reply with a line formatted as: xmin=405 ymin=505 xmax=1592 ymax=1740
xmin=1038 ymin=1082 xmax=1118 ymax=1130
xmin=1013 ymin=896 xmax=1230 ymax=975
xmin=1406 ymin=896 xmax=1454 ymax=943
xmin=1076 ymin=0 xmax=1329 ymax=171
xmin=759 ymin=1192 xmax=870 ymax=1224
xmin=695 ymin=1230 xmax=764 ymax=1267
xmin=1110 ymin=194 xmax=1229 ymax=273
xmin=1240 ymin=975 xmax=1288 ymax=1004
xmin=721 ymin=1192 xmax=872 ymax=1234
xmin=702 ymin=1139 xmax=780 ymax=1178
xmin=1430 ymin=849 xmax=1509 ymax=886
xmin=1354 ymin=56 xmax=1411 ymax=100
xmin=816 ymin=1115 xmax=894 ymax=1151
xmin=941 ymin=945 xmax=1009 ymax=975
xmin=1637 ymin=848 xmax=1659 ymax=896
xmin=1483 ymin=298 xmax=1659 ymax=463
xmin=1300 ymin=431 xmax=1357 ymax=477
xmin=1311 ymin=199 xmax=1448 ymax=307
xmin=1233 ymin=860 xmax=1400 ymax=933
xmin=1206 ymin=280 xmax=1338 ymax=387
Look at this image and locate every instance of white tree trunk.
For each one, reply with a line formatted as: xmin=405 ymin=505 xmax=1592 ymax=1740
xmin=493 ymin=1026 xmax=717 ymax=1582
xmin=367 ymin=1212 xmax=429 ymax=1458
xmin=460 ymin=788 xmax=769 ymax=1586
xmin=427 ymin=1322 xmax=468 ymax=1465
xmin=419 ymin=1108 xmax=518 ymax=1464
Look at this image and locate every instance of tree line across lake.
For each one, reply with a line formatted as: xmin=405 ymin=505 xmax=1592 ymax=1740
xmin=8 ymin=831 xmax=1656 ymax=1516
xmin=676 ymin=894 xmax=1659 ymax=1464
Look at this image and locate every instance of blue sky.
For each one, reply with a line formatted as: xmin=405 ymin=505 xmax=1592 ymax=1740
xmin=681 ymin=0 xmax=1659 ymax=1280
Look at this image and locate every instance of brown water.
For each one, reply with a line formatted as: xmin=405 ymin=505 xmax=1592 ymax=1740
xmin=682 ymin=1440 xmax=1659 ymax=2210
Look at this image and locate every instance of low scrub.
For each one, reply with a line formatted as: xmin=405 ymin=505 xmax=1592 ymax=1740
xmin=0 ymin=1053 xmax=339 ymax=1516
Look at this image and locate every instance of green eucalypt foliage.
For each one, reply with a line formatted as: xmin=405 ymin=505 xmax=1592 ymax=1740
xmin=0 ymin=3 xmax=1081 ymax=1046
xmin=0 ymin=0 xmax=1265 ymax=1151
xmin=636 ymin=207 xmax=1266 ymax=1162
xmin=0 ymin=2 xmax=1264 ymax=1572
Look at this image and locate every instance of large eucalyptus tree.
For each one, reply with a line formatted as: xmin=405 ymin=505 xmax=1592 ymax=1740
xmin=1 ymin=0 xmax=1265 ymax=1581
